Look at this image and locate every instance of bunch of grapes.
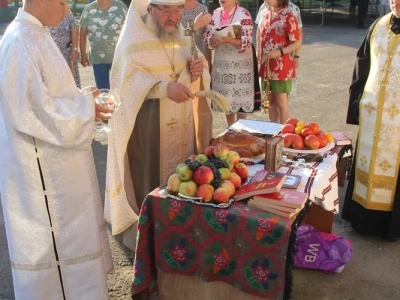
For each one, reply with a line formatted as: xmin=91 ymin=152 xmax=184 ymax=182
xmin=184 ymin=159 xmax=200 ymax=171
xmin=207 ymin=157 xmax=228 ymax=169
xmin=204 ymin=162 xmax=222 ymax=189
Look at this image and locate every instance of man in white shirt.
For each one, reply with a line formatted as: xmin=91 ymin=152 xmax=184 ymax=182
xmin=0 ymin=0 xmax=114 ymax=299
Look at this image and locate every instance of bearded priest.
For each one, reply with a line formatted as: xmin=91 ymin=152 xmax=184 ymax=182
xmin=105 ymin=0 xmax=212 ymax=250
xmin=0 ymin=1 xmax=114 ymax=299
xmin=342 ymin=0 xmax=400 ymax=241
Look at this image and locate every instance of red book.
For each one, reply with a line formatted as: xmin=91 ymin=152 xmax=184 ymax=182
xmin=331 ymin=131 xmax=352 ymax=146
xmin=250 ymin=189 xmax=309 ymax=209
xmin=252 ymin=170 xmax=301 ymax=189
xmin=234 ymin=175 xmax=286 ymax=201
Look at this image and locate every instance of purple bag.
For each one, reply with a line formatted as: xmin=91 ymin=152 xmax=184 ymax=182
xmin=294 ymin=224 xmax=352 ymax=273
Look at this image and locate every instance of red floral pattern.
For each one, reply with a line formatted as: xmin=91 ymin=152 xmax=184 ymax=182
xmin=256 ymin=216 xmax=280 ymax=241
xmin=171 ymin=246 xmax=186 ymax=262
xmin=258 ymin=8 xmax=300 ymax=80
xmin=215 ymin=209 xmax=229 ymax=223
xmin=168 ymin=199 xmax=184 ymax=220
xmin=213 ymin=248 xmax=230 ymax=273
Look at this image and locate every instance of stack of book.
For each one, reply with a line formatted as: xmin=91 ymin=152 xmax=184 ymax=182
xmin=233 ymin=170 xmax=286 ymax=201
xmin=233 ymin=169 xmax=308 ymax=218
xmin=248 ymin=189 xmax=309 ymax=218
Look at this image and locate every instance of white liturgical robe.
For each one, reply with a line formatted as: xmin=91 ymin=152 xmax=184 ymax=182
xmin=0 ymin=10 xmax=113 ymax=300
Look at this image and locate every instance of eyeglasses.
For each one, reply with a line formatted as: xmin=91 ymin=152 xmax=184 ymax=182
xmin=154 ymin=5 xmax=184 ymax=16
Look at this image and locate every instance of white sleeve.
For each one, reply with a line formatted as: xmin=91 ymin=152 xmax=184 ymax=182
xmin=1 ymin=42 xmax=95 ymax=150
xmin=290 ymin=3 xmax=303 ymax=28
xmin=255 ymin=4 xmax=266 ymax=25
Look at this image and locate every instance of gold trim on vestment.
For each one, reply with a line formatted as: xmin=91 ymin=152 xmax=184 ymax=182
xmin=105 ymin=182 xmax=124 ymax=200
xmin=354 ymin=15 xmax=400 ymax=211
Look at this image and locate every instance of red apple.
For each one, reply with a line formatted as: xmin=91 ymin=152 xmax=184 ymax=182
xmin=306 ymin=122 xmax=320 ymax=135
xmin=214 ymin=187 xmax=230 ymax=203
xmin=233 ymin=163 xmax=249 ymax=181
xmin=167 ymin=173 xmax=182 ymax=193
xmin=229 ymin=173 xmax=242 ymax=189
xmin=291 ymin=134 xmax=305 ymax=150
xmin=285 ymin=117 xmax=299 ymax=126
xmin=204 ymin=146 xmax=216 ymax=158
xmin=196 ymin=184 xmax=214 ymax=202
xmin=318 ymin=133 xmax=328 ymax=148
xmin=214 ymin=145 xmax=229 ymax=158
xmin=220 ymin=180 xmax=236 ymax=197
xmin=301 ymin=127 xmax=313 ymax=138
xmin=304 ymin=134 xmax=320 ymax=150
xmin=281 ymin=124 xmax=295 ymax=134
xmin=193 ymin=166 xmax=214 ymax=185
xmin=283 ymin=133 xmax=296 ymax=148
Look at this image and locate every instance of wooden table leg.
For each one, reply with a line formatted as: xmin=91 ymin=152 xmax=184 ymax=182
xmin=301 ymin=203 xmax=333 ymax=233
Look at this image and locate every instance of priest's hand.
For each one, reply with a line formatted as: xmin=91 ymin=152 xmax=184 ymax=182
xmin=188 ymin=57 xmax=203 ymax=77
xmin=167 ymin=82 xmax=194 ymax=103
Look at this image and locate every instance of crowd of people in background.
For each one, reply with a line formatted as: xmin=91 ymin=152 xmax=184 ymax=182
xmin=54 ymin=0 xmax=304 ymax=126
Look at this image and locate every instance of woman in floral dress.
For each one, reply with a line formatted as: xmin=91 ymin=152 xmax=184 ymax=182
xmin=257 ymin=0 xmax=301 ymax=124
xmin=49 ymin=6 xmax=81 ymax=88
xmin=204 ymin=0 xmax=256 ymax=126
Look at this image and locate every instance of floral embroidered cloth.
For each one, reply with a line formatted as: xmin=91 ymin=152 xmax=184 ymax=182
xmin=132 ymin=187 xmax=300 ymax=299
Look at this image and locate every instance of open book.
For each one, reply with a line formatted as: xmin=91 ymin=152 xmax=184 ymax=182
xmin=228 ymin=119 xmax=282 ymax=137
xmin=214 ymin=22 xmax=241 ymax=38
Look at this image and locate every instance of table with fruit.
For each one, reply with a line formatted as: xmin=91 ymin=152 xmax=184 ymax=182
xmin=131 ymin=119 xmax=343 ymax=300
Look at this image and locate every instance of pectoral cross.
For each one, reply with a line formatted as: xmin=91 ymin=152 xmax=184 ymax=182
xmin=170 ymin=65 xmax=179 ymax=82
xmin=184 ymin=20 xmax=198 ymax=60
xmin=167 ymin=118 xmax=176 ymax=129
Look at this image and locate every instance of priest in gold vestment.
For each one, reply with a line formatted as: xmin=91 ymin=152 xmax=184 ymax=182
xmin=342 ymin=0 xmax=400 ymax=241
xmin=105 ymin=0 xmax=213 ymax=249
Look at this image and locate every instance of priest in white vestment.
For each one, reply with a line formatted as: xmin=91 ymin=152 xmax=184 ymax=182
xmin=105 ymin=0 xmax=213 ymax=249
xmin=0 ymin=2 xmax=113 ymax=299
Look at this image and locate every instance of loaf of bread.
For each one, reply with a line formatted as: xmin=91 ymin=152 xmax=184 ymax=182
xmin=211 ymin=130 xmax=266 ymax=158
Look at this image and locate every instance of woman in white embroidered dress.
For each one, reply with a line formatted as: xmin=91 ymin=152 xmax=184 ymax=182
xmin=204 ymin=0 xmax=255 ymax=126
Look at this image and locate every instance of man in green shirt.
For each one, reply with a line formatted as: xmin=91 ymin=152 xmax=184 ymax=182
xmin=79 ymin=0 xmax=128 ymax=89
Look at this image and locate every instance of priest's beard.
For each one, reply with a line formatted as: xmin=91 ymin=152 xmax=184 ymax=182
xmin=156 ymin=24 xmax=180 ymax=40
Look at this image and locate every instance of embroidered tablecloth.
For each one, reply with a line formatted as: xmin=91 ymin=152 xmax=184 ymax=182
xmin=132 ymin=187 xmax=309 ymax=300
xmin=248 ymin=151 xmax=340 ymax=213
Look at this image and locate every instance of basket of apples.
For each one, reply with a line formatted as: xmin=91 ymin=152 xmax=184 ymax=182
xmin=280 ymin=118 xmax=335 ymax=154
xmin=166 ymin=145 xmax=249 ymax=208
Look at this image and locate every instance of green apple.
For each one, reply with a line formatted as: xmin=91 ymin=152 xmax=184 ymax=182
xmin=195 ymin=154 xmax=208 ymax=165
